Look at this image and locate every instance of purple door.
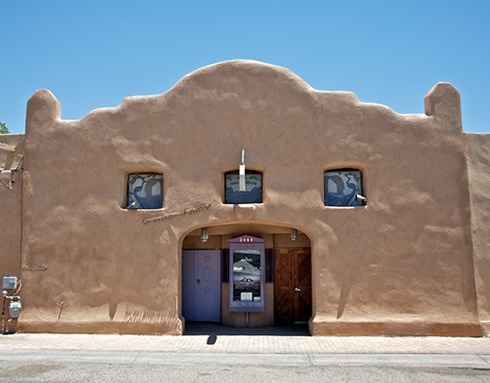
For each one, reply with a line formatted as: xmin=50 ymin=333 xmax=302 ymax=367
xmin=182 ymin=250 xmax=221 ymax=322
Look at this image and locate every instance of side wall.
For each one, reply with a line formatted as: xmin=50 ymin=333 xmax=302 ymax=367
xmin=0 ymin=134 xmax=24 ymax=333
xmin=0 ymin=175 xmax=22 ymax=276
xmin=466 ymin=133 xmax=490 ymax=332
xmin=0 ymin=134 xmax=24 ymax=277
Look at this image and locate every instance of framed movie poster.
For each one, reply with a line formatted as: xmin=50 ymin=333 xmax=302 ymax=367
xmin=228 ymin=235 xmax=265 ymax=312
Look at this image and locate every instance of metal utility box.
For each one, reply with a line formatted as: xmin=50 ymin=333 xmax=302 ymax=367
xmin=9 ymin=301 xmax=22 ymax=318
xmin=2 ymin=276 xmax=17 ymax=290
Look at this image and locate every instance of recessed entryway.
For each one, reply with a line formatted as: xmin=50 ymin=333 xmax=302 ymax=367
xmin=181 ymin=223 xmax=312 ymax=334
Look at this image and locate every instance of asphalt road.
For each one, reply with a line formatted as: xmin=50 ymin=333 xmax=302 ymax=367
xmin=1 ymin=351 xmax=490 ymax=382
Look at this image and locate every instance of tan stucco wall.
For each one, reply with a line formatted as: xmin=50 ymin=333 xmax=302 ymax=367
xmin=0 ymin=134 xmax=24 ymax=277
xmin=7 ymin=60 xmax=482 ymax=336
xmin=0 ymin=175 xmax=22 ymax=278
xmin=0 ymin=134 xmax=24 ymax=333
xmin=467 ymin=133 xmax=490 ymax=333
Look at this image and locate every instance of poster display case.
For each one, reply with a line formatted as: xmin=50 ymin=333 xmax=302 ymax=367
xmin=229 ymin=235 xmax=265 ymax=312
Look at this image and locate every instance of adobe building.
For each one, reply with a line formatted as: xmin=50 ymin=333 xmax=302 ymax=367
xmin=1 ymin=60 xmax=489 ymax=336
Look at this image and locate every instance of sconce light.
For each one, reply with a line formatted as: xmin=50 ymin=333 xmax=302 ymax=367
xmin=201 ymin=227 xmax=209 ymax=243
xmin=356 ymin=194 xmax=367 ymax=203
xmin=239 ymin=148 xmax=246 ymax=192
xmin=291 ymin=228 xmax=298 ymax=241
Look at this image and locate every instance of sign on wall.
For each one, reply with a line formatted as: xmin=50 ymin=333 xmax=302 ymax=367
xmin=229 ymin=235 xmax=265 ymax=312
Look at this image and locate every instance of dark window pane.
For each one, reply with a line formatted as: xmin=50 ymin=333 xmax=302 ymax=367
xmin=265 ymin=248 xmax=274 ymax=283
xmin=324 ymin=169 xmax=364 ymax=206
xmin=225 ymin=171 xmax=262 ymax=204
xmin=127 ymin=173 xmax=163 ymax=209
xmin=222 ymin=249 xmax=230 ymax=282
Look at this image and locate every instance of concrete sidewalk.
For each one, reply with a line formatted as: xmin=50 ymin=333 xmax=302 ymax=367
xmin=1 ymin=332 xmax=489 ymax=355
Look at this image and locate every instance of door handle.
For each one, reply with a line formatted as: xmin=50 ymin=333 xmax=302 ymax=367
xmin=196 ymin=279 xmax=201 ymax=284
xmin=295 ymin=287 xmax=301 ymax=292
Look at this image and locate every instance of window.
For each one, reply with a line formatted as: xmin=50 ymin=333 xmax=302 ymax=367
xmin=224 ymin=170 xmax=262 ymax=204
xmin=324 ymin=169 xmax=365 ymax=207
xmin=127 ymin=173 xmax=163 ymax=209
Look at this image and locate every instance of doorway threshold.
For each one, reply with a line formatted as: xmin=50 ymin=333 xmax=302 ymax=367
xmin=184 ymin=322 xmax=309 ymax=336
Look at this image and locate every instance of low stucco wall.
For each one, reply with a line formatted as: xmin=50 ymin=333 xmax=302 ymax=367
xmin=467 ymin=133 xmax=490 ymax=333
xmin=7 ymin=60 xmax=482 ymax=336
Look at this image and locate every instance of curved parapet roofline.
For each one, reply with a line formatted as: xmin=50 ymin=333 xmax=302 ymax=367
xmin=174 ymin=60 xmax=317 ymax=95
xmin=25 ymin=60 xmax=462 ymax=131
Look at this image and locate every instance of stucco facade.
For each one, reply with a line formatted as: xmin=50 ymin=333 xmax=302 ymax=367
xmin=0 ymin=60 xmax=488 ymax=336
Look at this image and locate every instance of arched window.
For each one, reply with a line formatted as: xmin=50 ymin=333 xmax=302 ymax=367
xmin=224 ymin=170 xmax=262 ymax=204
xmin=127 ymin=173 xmax=163 ymax=209
xmin=324 ymin=169 xmax=365 ymax=206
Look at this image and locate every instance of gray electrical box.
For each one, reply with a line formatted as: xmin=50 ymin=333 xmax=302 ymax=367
xmin=2 ymin=276 xmax=17 ymax=290
xmin=9 ymin=301 xmax=22 ymax=318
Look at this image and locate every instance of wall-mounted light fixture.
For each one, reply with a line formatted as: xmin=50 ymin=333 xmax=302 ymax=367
xmin=239 ymin=148 xmax=246 ymax=192
xmin=356 ymin=194 xmax=367 ymax=203
xmin=127 ymin=201 xmax=138 ymax=209
xmin=201 ymin=227 xmax=209 ymax=243
xmin=291 ymin=228 xmax=298 ymax=241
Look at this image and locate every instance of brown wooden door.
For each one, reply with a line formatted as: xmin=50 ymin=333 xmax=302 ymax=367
xmin=274 ymin=247 xmax=312 ymax=324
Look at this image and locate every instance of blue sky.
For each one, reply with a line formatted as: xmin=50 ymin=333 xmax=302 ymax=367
xmin=1 ymin=1 xmax=489 ymax=134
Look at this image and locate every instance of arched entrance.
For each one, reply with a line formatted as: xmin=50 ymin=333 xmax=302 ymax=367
xmin=181 ymin=223 xmax=312 ymax=332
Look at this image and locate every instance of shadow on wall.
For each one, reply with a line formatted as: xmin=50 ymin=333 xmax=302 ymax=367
xmin=106 ymin=297 xmax=174 ymax=325
xmin=123 ymin=307 xmax=173 ymax=325
xmin=337 ymin=280 xmax=352 ymax=319
xmin=109 ymin=300 xmax=118 ymax=320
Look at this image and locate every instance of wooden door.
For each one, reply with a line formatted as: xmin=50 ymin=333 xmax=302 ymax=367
xmin=274 ymin=247 xmax=312 ymax=324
